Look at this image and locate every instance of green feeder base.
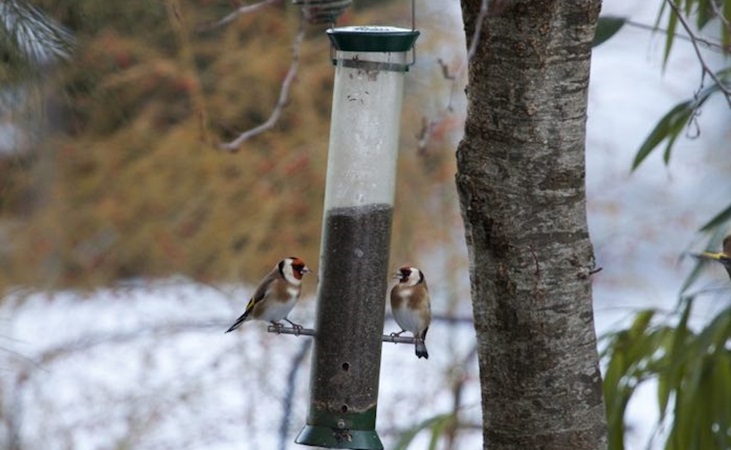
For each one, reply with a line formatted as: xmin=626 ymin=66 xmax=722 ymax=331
xmin=296 ymin=425 xmax=383 ymax=450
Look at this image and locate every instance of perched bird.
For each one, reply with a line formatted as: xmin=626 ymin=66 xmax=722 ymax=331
xmin=225 ymin=257 xmax=310 ymax=333
xmin=390 ymin=266 xmax=432 ymax=359
xmin=695 ymin=235 xmax=731 ymax=279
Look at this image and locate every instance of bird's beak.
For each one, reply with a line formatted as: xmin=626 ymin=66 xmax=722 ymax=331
xmin=392 ymin=272 xmax=401 ymax=279
xmin=302 ymin=266 xmax=311 ymax=274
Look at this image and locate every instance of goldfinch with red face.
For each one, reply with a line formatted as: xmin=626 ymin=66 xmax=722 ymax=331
xmin=695 ymin=235 xmax=731 ymax=279
xmin=225 ymin=257 xmax=310 ymax=333
xmin=390 ymin=266 xmax=432 ymax=359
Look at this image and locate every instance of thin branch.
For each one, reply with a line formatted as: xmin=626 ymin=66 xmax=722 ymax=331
xmin=444 ymin=344 xmax=478 ymax=450
xmin=197 ymin=0 xmax=280 ymax=32
xmin=708 ymin=0 xmax=731 ymax=30
xmin=27 ymin=320 xmax=225 ymax=366
xmin=1 ymin=346 xmax=45 ymax=371
xmin=219 ymin=15 xmax=305 ymax=151
xmin=278 ymin=338 xmax=312 ymax=450
xmin=416 ymin=116 xmax=437 ymax=155
xmin=466 ymin=0 xmax=489 ymax=61
xmin=624 ymin=19 xmax=727 ymax=52
xmin=666 ymin=0 xmax=731 ymax=105
xmin=417 ymin=0 xmax=486 ymax=154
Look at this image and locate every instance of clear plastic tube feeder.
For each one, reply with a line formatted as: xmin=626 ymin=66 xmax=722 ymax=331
xmin=295 ymin=26 xmax=419 ymax=450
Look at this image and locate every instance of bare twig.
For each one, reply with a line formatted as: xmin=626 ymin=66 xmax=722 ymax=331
xmin=29 ymin=320 xmax=225 ymax=365
xmin=416 ymin=117 xmax=436 ymax=155
xmin=219 ymin=14 xmax=305 ymax=151
xmin=23 ymin=314 xmax=472 ymax=364
xmin=444 ymin=344 xmax=478 ymax=450
xmin=466 ymin=0 xmax=489 ymax=61
xmin=708 ymin=0 xmax=731 ymax=30
xmin=437 ymin=57 xmax=455 ymax=81
xmin=1 ymin=346 xmax=45 ymax=371
xmin=198 ymin=0 xmax=280 ymax=32
xmin=417 ymin=0 xmax=487 ymax=154
xmin=278 ymin=338 xmax=312 ymax=450
xmin=624 ymin=19 xmax=727 ymax=52
xmin=666 ymin=0 xmax=731 ymax=105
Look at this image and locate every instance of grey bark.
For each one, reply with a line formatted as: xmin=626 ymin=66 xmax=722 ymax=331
xmin=456 ymin=1 xmax=607 ymax=449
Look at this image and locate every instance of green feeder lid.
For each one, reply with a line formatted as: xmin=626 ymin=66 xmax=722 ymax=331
xmin=327 ymin=26 xmax=420 ymax=53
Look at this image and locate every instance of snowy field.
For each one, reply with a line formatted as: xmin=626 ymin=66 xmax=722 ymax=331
xmin=3 ymin=0 xmax=731 ymax=449
xmin=2 ymin=281 xmax=481 ymax=450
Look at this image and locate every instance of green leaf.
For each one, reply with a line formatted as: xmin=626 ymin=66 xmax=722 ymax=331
xmin=393 ymin=414 xmax=453 ymax=450
xmin=724 ymin=0 xmax=731 ymax=50
xmin=593 ymin=16 xmax=626 ymax=47
xmin=602 ymin=312 xmax=667 ymax=450
xmin=661 ymin=106 xmax=692 ymax=165
xmin=632 ymin=100 xmax=693 ymax=170
xmin=712 ymin=354 xmax=731 ymax=446
xmin=654 ymin=1 xmax=668 ymax=32
xmin=675 ymin=360 xmax=703 ymax=450
xmin=696 ymin=306 xmax=731 ymax=353
xmin=428 ymin=414 xmax=454 ymax=450
xmin=685 ymin=0 xmax=694 ymax=15
xmin=663 ymin=6 xmax=680 ymax=67
xmin=630 ymin=309 xmax=655 ymax=336
xmin=632 ymin=78 xmax=724 ymax=171
xmin=656 ymin=326 xmax=677 ymax=421
xmin=657 ymin=370 xmax=671 ymax=421
xmin=696 ymin=0 xmax=713 ymax=29
xmin=604 ymin=296 xmax=731 ymax=450
xmin=603 ymin=334 xmax=631 ymax=450
xmin=699 ymin=204 xmax=731 ymax=232
xmin=680 ymin=218 xmax=731 ymax=293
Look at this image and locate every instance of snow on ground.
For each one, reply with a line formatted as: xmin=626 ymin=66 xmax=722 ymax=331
xmin=1 ymin=281 xmax=481 ymax=450
xmin=2 ymin=0 xmax=731 ymax=449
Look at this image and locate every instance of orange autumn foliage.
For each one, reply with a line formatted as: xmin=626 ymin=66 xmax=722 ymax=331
xmin=0 ymin=0 xmax=464 ymax=290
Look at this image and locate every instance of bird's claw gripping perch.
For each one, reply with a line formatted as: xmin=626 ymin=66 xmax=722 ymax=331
xmin=389 ymin=330 xmax=405 ymax=342
xmin=285 ymin=319 xmax=304 ymax=335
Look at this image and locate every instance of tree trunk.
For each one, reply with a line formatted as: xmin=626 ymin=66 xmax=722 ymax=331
xmin=456 ymin=1 xmax=607 ymax=449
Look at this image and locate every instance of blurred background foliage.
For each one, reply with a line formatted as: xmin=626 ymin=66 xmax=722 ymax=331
xmin=0 ymin=0 xmax=462 ymax=290
xmin=597 ymin=1 xmax=731 ymax=448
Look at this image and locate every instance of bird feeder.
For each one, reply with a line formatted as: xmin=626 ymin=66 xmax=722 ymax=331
xmin=292 ymin=25 xmax=419 ymax=450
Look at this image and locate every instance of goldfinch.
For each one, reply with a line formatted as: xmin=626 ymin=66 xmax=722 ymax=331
xmin=696 ymin=235 xmax=731 ymax=279
xmin=390 ymin=266 xmax=432 ymax=359
xmin=225 ymin=257 xmax=310 ymax=333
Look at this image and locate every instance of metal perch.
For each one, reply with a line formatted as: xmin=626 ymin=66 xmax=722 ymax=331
xmin=267 ymin=326 xmax=317 ymax=337
xmin=267 ymin=326 xmax=418 ymax=344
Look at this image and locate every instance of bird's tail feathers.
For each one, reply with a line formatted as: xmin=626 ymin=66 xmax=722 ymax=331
xmin=224 ymin=310 xmax=250 ymax=333
xmin=415 ymin=337 xmax=428 ymax=359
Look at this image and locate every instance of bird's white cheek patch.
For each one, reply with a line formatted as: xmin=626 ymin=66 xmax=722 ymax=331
xmin=282 ymin=265 xmax=303 ymax=285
